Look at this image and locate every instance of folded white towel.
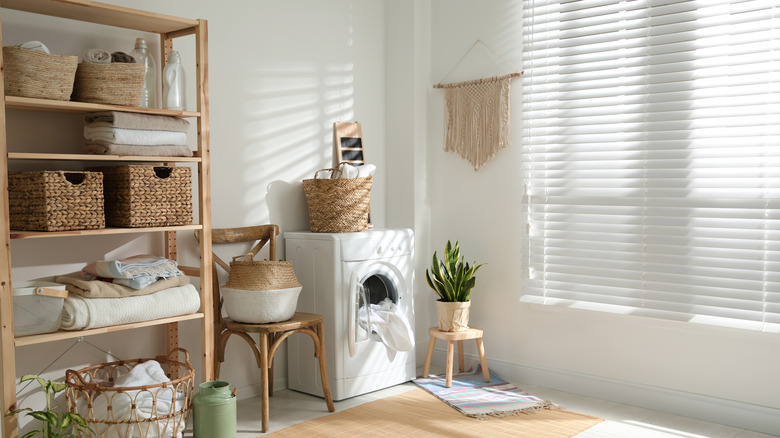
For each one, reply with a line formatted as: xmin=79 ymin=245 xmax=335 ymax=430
xmin=61 ymin=284 xmax=200 ymax=330
xmin=357 ymin=164 xmax=376 ymax=178
xmin=84 ymin=126 xmax=187 ymax=146
xmin=17 ymin=41 xmax=50 ymax=54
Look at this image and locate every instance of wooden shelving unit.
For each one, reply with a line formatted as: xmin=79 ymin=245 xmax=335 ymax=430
xmin=0 ymin=1 xmax=213 ymax=436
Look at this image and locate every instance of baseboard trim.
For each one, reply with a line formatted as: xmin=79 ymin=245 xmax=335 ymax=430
xmin=430 ymin=349 xmax=780 ymax=435
xmin=234 ymin=377 xmax=287 ymax=401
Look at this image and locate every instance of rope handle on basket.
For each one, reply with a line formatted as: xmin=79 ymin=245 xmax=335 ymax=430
xmin=314 ymin=167 xmax=342 ymax=180
xmin=313 ymin=162 xmax=357 ymax=180
xmin=155 ymin=347 xmax=192 ymax=368
xmin=231 ymin=252 xmax=256 ymax=263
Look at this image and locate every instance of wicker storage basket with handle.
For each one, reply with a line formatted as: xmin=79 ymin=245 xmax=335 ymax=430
xmin=65 ymin=348 xmax=195 ymax=438
xmin=8 ymin=170 xmax=105 ymax=232
xmin=302 ymin=163 xmax=372 ymax=233
xmin=220 ymin=253 xmax=303 ymax=324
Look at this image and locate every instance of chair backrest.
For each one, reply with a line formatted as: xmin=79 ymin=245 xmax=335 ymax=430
xmin=196 ymin=224 xmax=280 ymax=328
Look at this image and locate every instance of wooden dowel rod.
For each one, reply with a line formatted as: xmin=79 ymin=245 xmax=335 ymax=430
xmin=433 ymin=71 xmax=523 ymax=89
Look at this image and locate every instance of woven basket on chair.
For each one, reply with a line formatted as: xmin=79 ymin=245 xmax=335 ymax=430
xmin=72 ymin=62 xmax=145 ymax=106
xmin=302 ymin=166 xmax=372 ymax=233
xmin=93 ymin=165 xmax=192 ymax=228
xmin=222 ymin=255 xmax=303 ymax=324
xmin=2 ymin=46 xmax=77 ymax=101
xmin=8 ymin=171 xmax=105 ymax=232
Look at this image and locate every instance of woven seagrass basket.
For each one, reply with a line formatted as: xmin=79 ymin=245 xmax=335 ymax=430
xmin=94 ymin=165 xmax=192 ymax=228
xmin=8 ymin=171 xmax=105 ymax=232
xmin=222 ymin=253 xmax=302 ymax=323
xmin=225 ymin=255 xmax=302 ymax=291
xmin=72 ymin=62 xmax=144 ymax=106
xmin=65 ymin=348 xmax=194 ymax=438
xmin=2 ymin=46 xmax=78 ymax=101
xmin=302 ymin=166 xmax=372 ymax=233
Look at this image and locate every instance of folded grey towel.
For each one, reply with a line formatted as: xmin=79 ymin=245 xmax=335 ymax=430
xmin=85 ymin=111 xmax=190 ymax=132
xmin=17 ymin=40 xmax=50 ymax=54
xmin=83 ymin=48 xmax=111 ymax=64
xmin=84 ymin=142 xmax=193 ymax=157
xmin=111 ymin=51 xmax=135 ymax=63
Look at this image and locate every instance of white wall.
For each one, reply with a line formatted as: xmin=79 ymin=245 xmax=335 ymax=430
xmin=4 ymin=0 xmax=780 ymax=435
xmin=425 ymin=0 xmax=780 ymax=434
xmin=2 ymin=0 xmax=390 ymax=423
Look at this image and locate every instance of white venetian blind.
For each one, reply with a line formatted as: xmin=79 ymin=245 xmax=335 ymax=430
xmin=521 ymin=0 xmax=780 ymax=332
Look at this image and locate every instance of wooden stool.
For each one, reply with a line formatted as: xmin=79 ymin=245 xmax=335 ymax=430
xmin=215 ymin=312 xmax=335 ymax=433
xmin=422 ymin=326 xmax=490 ymax=388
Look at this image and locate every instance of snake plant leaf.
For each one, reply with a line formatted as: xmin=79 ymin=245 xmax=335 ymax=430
xmin=425 ymin=240 xmax=484 ymax=302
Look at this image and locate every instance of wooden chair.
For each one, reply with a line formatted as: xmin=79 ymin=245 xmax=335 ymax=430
xmin=197 ymin=224 xmax=335 ymax=432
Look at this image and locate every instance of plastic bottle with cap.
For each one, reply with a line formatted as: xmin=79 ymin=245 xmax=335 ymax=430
xmin=130 ymin=38 xmax=157 ymax=108
xmin=163 ymin=50 xmax=186 ymax=110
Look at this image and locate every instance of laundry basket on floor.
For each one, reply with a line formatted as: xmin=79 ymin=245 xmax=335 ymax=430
xmin=65 ymin=348 xmax=194 ymax=438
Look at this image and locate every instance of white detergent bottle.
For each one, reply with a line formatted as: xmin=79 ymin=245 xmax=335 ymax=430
xmin=130 ymin=38 xmax=157 ymax=108
xmin=163 ymin=51 xmax=186 ymax=111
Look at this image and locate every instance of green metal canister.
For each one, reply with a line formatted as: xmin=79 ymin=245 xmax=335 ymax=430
xmin=193 ymin=380 xmax=237 ymax=437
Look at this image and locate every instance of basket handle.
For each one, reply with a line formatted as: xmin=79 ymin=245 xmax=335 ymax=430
xmin=157 ymin=347 xmax=192 ymax=367
xmin=231 ymin=252 xmax=255 ymax=263
xmin=314 ymin=167 xmax=341 ymax=180
xmin=65 ymin=368 xmax=98 ymax=390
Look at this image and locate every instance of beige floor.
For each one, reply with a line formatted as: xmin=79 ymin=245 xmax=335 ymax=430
xmin=222 ymin=370 xmax=778 ymax=438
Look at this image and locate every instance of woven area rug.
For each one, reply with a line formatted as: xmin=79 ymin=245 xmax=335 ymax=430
xmin=414 ymin=367 xmax=552 ymax=419
xmin=264 ymin=388 xmax=602 ymax=438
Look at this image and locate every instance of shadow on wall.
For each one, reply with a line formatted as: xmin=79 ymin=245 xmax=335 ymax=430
xmin=230 ymin=63 xmax=355 ymax=229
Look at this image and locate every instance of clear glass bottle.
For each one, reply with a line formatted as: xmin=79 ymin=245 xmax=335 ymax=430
xmin=130 ymin=38 xmax=157 ymax=108
xmin=163 ymin=50 xmax=186 ymax=110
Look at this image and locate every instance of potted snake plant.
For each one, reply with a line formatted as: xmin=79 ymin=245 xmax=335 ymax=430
xmin=425 ymin=240 xmax=483 ymax=332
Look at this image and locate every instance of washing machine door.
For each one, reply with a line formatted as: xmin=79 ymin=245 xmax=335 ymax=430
xmin=347 ymin=260 xmax=407 ymax=357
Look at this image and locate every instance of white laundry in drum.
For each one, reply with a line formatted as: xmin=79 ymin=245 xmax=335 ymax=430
xmin=358 ymin=296 xmax=414 ymax=353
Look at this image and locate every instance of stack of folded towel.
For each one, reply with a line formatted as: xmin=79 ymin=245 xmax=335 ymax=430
xmin=55 ymin=254 xmax=200 ymax=330
xmin=83 ymin=111 xmax=192 ymax=157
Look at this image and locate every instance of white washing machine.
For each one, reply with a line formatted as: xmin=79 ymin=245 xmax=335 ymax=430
xmin=285 ymin=229 xmax=416 ymax=401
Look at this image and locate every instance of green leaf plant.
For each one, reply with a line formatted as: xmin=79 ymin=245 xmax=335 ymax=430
xmin=425 ymin=240 xmax=484 ymax=302
xmin=5 ymin=375 xmax=94 ymax=438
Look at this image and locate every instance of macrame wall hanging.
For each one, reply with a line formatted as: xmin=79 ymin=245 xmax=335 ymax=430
xmin=434 ymin=40 xmax=522 ymax=171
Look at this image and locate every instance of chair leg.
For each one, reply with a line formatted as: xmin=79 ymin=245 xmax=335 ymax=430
xmin=445 ymin=340 xmax=454 ymax=388
xmin=476 ymin=337 xmax=489 ymax=382
xmin=316 ymin=322 xmax=335 ymax=412
xmin=268 ymin=356 xmax=275 ymax=397
xmin=422 ymin=336 xmax=436 ymax=378
xmin=259 ymin=333 xmax=270 ymax=433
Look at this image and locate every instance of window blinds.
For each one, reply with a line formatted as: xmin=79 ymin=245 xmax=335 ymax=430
xmin=521 ymin=0 xmax=780 ymax=333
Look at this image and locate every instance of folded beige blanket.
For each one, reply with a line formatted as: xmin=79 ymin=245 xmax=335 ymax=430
xmin=85 ymin=111 xmax=190 ymax=132
xmin=84 ymin=142 xmax=193 ymax=157
xmin=56 ymin=272 xmax=190 ymax=298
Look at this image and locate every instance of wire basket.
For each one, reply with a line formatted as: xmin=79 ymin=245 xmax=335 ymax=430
xmin=65 ymin=348 xmax=194 ymax=438
xmin=2 ymin=46 xmax=78 ymax=101
xmin=302 ymin=165 xmax=372 ymax=233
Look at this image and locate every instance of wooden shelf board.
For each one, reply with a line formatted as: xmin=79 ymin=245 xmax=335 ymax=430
xmin=8 ymin=152 xmax=201 ymax=162
xmin=5 ymin=96 xmax=200 ymax=117
xmin=14 ymin=313 xmax=205 ymax=347
xmin=0 ymin=0 xmax=198 ymax=34
xmin=11 ymin=224 xmax=202 ymax=239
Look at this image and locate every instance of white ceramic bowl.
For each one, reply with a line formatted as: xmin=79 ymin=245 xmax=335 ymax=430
xmin=221 ymin=286 xmax=302 ymax=324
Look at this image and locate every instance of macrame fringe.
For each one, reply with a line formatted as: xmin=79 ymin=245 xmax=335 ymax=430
xmin=468 ymin=399 xmax=558 ymax=420
xmin=444 ymin=75 xmax=511 ymax=171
